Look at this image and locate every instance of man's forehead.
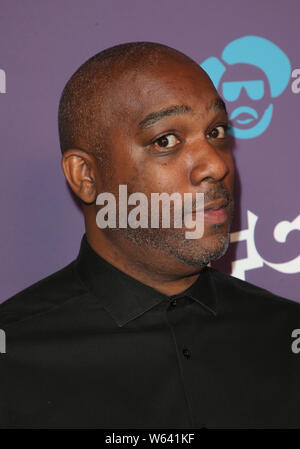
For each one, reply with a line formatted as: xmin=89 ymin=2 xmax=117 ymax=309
xmin=110 ymin=61 xmax=219 ymax=123
xmin=137 ymin=98 xmax=227 ymax=132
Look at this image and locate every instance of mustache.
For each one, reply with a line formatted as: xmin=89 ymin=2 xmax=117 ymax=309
xmin=189 ymin=185 xmax=232 ymax=210
xmin=123 ymin=185 xmax=233 ymax=217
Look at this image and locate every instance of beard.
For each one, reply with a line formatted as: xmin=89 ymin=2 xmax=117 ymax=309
xmin=109 ymin=197 xmax=234 ymax=268
xmin=97 ymin=172 xmax=234 ymax=268
xmin=120 ymin=219 xmax=232 ymax=267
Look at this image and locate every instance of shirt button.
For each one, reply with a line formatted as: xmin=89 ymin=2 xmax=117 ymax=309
xmin=182 ymin=348 xmax=191 ymax=359
xmin=170 ymin=299 xmax=177 ymax=307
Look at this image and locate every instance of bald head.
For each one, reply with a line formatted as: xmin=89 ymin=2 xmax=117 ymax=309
xmin=58 ymin=42 xmax=199 ymax=160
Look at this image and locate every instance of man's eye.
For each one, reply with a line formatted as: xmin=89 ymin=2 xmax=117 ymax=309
xmin=207 ymin=125 xmax=228 ymax=139
xmin=154 ymin=134 xmax=180 ymax=149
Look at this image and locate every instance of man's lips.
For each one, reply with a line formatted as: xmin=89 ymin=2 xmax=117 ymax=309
xmin=191 ymin=198 xmax=229 ymax=224
xmin=203 ymin=198 xmax=228 ymax=211
xmin=191 ymin=197 xmax=229 ymax=213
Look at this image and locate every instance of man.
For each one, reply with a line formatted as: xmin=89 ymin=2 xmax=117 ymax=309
xmin=0 ymin=42 xmax=299 ymax=429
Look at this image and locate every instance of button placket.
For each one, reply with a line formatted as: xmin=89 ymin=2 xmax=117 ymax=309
xmin=164 ymin=300 xmax=195 ymax=427
xmin=182 ymin=347 xmax=192 ymax=359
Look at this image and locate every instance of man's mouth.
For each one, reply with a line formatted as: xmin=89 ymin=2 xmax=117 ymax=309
xmin=191 ymin=198 xmax=229 ymax=224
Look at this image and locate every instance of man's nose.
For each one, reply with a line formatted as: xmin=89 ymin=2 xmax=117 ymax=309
xmin=188 ymin=141 xmax=230 ymax=186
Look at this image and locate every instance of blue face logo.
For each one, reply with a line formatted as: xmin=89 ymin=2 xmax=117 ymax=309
xmin=201 ymin=36 xmax=291 ymax=139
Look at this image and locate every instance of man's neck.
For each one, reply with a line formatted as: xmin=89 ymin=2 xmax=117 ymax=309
xmin=85 ymin=228 xmax=203 ymax=296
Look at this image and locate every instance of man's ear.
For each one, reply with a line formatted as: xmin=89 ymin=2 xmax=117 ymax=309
xmin=61 ymin=149 xmax=98 ymax=204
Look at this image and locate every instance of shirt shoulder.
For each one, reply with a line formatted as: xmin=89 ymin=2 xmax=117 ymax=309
xmin=209 ymin=267 xmax=300 ymax=315
xmin=0 ymin=261 xmax=88 ymax=328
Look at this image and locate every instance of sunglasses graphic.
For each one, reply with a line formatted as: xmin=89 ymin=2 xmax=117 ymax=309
xmin=222 ymin=80 xmax=264 ymax=102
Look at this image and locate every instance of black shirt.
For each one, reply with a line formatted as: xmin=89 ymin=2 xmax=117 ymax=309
xmin=0 ymin=234 xmax=300 ymax=429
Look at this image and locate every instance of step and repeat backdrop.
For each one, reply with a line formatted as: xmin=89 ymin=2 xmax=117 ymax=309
xmin=0 ymin=0 xmax=299 ymax=302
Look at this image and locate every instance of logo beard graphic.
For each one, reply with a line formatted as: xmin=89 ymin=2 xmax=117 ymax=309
xmin=228 ymin=104 xmax=273 ymax=139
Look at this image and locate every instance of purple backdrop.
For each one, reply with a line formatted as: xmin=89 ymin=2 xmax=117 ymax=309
xmin=1 ymin=0 xmax=299 ymax=303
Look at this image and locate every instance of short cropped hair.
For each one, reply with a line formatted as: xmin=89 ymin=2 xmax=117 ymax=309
xmin=58 ymin=42 xmax=193 ymax=160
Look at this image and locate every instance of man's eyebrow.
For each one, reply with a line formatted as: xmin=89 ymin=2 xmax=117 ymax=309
xmin=138 ymin=105 xmax=192 ymax=130
xmin=209 ymin=98 xmax=228 ymax=115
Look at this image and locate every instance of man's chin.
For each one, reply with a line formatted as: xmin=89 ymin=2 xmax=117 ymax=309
xmin=114 ymin=225 xmax=230 ymax=268
xmin=166 ymin=231 xmax=230 ymax=267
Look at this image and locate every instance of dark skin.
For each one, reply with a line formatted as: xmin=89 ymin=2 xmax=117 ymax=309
xmin=62 ymin=54 xmax=235 ymax=295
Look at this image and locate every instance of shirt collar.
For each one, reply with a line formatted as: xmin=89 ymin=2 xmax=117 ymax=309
xmin=74 ymin=234 xmax=218 ymax=327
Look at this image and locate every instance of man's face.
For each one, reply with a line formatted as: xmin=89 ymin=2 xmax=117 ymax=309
xmin=96 ymin=55 xmax=235 ymax=269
